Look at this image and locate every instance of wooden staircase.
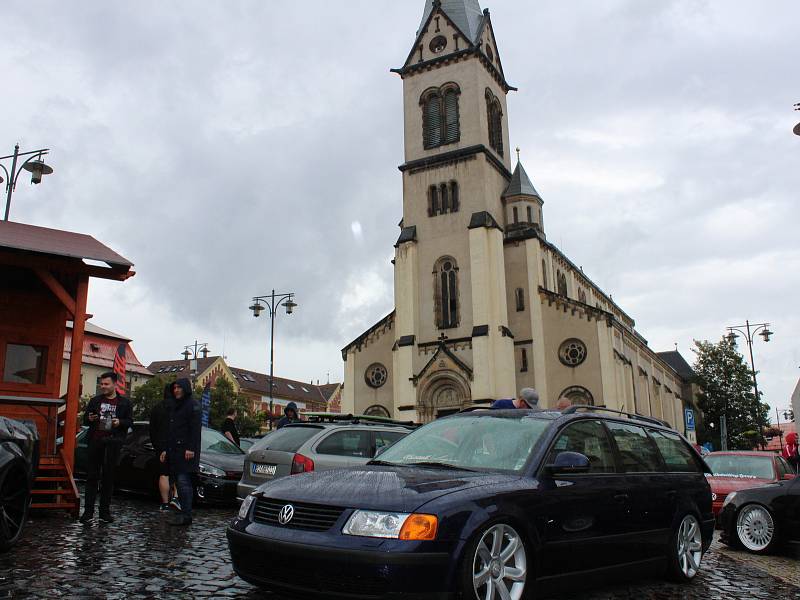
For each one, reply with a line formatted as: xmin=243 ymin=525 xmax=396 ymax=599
xmin=30 ymin=449 xmax=80 ymax=518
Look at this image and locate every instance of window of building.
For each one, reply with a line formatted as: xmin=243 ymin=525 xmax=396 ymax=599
xmin=485 ymin=89 xmax=504 ymax=155
xmin=3 ymin=343 xmax=47 ymax=385
xmin=440 ymin=183 xmax=449 ymax=213
xmin=450 ymin=181 xmax=459 ymax=212
xmin=526 ymin=206 xmax=533 ymax=223
xmin=429 ymin=181 xmax=459 ymax=217
xmin=515 ymin=288 xmax=525 ymax=312
xmin=512 ymin=206 xmax=519 ymax=224
xmin=578 ymin=289 xmax=587 ymax=304
xmin=428 ymin=185 xmax=439 ymax=216
xmin=520 ymin=348 xmax=528 ymax=372
xmin=365 ymin=364 xmax=388 ymax=389
xmin=542 ymin=260 xmax=548 ymax=289
xmin=422 ymin=84 xmax=461 ymax=149
xmin=546 ymin=420 xmax=616 ymax=474
xmin=606 ymin=422 xmax=663 ymax=473
xmin=557 ymin=270 xmax=568 ymax=296
xmin=434 ymin=257 xmax=460 ymax=329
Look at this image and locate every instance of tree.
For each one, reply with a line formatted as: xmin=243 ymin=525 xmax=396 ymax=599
xmin=693 ymin=338 xmax=770 ymax=451
xmin=131 ymin=376 xmax=170 ymax=420
xmin=204 ymin=378 xmax=262 ymax=437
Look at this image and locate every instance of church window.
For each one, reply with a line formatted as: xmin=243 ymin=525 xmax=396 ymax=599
xmin=485 ymin=89 xmax=504 ymax=156
xmin=434 ymin=257 xmax=460 ymax=329
xmin=430 ymin=35 xmax=447 ymax=54
xmin=365 ymin=363 xmax=388 ymax=389
xmin=520 ymin=348 xmax=528 ymax=372
xmin=486 ymin=44 xmax=494 ymax=63
xmin=557 ymin=270 xmax=568 ymax=296
xmin=515 ymin=288 xmax=525 ymax=312
xmin=527 ymin=206 xmax=533 ymax=223
xmin=428 ymin=185 xmax=440 ymax=216
xmin=559 ymin=385 xmax=594 ymax=406
xmin=440 ymin=183 xmax=449 ymax=213
xmin=542 ymin=260 xmax=548 ymax=289
xmin=422 ymin=84 xmax=461 ymax=150
xmin=559 ymin=338 xmax=588 ymax=367
xmin=450 ymin=181 xmax=459 ymax=212
xmin=429 ymin=181 xmax=459 ymax=217
xmin=512 ymin=206 xmax=519 ymax=224
xmin=578 ymin=288 xmax=587 ymax=304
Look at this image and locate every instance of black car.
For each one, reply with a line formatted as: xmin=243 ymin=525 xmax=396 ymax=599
xmin=718 ymin=471 xmax=800 ymax=554
xmin=227 ymin=407 xmax=714 ymax=599
xmin=75 ymin=422 xmax=245 ymax=503
xmin=0 ymin=417 xmax=39 ymax=552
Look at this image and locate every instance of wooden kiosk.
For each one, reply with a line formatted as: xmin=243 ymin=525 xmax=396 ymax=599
xmin=0 ymin=220 xmax=134 ymax=516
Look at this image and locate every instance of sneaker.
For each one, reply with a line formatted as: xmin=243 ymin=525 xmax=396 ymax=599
xmin=169 ymin=515 xmax=192 ymax=527
xmin=79 ymin=512 xmax=93 ymax=524
xmin=169 ymin=498 xmax=182 ymax=512
xmin=159 ymin=503 xmax=170 ymax=511
xmin=99 ymin=513 xmax=114 ymax=523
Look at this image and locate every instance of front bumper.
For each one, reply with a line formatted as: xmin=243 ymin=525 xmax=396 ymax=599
xmin=227 ymin=525 xmax=454 ymax=599
xmin=196 ymin=475 xmax=239 ymax=504
xmin=236 ymin=481 xmax=258 ymax=501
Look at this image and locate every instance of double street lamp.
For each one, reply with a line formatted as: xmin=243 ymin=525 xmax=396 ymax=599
xmin=181 ymin=341 xmax=210 ymax=386
xmin=726 ymin=320 xmax=773 ymax=449
xmin=249 ymin=290 xmax=297 ymax=430
xmin=1 ymin=144 xmax=54 ymax=221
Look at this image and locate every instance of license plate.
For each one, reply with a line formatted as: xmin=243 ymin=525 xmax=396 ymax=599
xmin=251 ymin=463 xmax=277 ymax=477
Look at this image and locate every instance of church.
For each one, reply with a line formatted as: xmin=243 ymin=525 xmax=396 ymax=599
xmin=340 ymin=0 xmax=696 ymax=435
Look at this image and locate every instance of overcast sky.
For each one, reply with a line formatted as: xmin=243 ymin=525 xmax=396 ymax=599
xmin=2 ymin=0 xmax=798 ymax=417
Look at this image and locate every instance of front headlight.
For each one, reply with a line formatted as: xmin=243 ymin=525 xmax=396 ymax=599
xmin=722 ymin=492 xmax=737 ymax=507
xmin=343 ymin=510 xmax=438 ymax=540
xmin=199 ymin=462 xmax=226 ymax=478
xmin=238 ymin=494 xmax=257 ymax=519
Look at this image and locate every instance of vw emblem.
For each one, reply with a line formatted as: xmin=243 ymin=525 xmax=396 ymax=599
xmin=277 ymin=504 xmax=294 ymax=525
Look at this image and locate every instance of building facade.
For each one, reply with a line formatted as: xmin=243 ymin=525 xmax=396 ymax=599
xmin=341 ymin=0 xmax=698 ymax=432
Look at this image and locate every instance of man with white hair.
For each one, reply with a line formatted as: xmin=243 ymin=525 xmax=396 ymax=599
xmin=491 ymin=388 xmax=539 ymax=410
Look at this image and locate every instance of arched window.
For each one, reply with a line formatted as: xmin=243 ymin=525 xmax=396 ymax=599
xmin=429 ymin=181 xmax=459 ymax=217
xmin=515 ymin=288 xmax=525 ymax=312
xmin=526 ymin=206 xmax=533 ymax=223
xmin=450 ymin=181 xmax=459 ymax=212
xmin=422 ymin=84 xmax=461 ymax=149
xmin=485 ymin=89 xmax=504 ymax=156
xmin=542 ymin=259 xmax=548 ymax=289
xmin=557 ymin=270 xmax=568 ymax=296
xmin=520 ymin=348 xmax=528 ymax=372
xmin=512 ymin=206 xmax=519 ymax=224
xmin=578 ymin=289 xmax=587 ymax=304
xmin=434 ymin=257 xmax=460 ymax=329
xmin=440 ymin=183 xmax=449 ymax=213
xmin=428 ymin=185 xmax=440 ymax=216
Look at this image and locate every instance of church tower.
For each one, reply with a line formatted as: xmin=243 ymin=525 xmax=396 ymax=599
xmin=390 ymin=0 xmax=518 ymax=420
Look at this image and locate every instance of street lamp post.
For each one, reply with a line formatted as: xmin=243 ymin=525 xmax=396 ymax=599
xmin=0 ymin=144 xmax=54 ymax=221
xmin=182 ymin=340 xmax=210 ymax=386
xmin=726 ymin=320 xmax=773 ymax=450
xmin=249 ymin=290 xmax=297 ymax=430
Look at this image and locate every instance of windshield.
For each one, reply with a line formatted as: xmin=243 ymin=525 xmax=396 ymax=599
xmin=202 ymin=428 xmax=244 ymax=455
xmin=375 ymin=415 xmax=551 ymax=473
xmin=705 ymin=455 xmax=774 ymax=479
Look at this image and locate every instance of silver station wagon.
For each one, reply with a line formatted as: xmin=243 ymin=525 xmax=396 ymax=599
xmin=237 ymin=414 xmax=415 ymax=500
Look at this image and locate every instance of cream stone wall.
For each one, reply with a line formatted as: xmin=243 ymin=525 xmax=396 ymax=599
xmin=343 ymin=318 xmax=396 ymax=416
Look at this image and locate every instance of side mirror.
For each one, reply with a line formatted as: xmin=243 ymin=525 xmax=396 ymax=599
xmin=545 ymin=451 xmax=591 ymax=476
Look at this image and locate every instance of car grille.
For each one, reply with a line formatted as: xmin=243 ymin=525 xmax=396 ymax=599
xmin=252 ymin=497 xmax=345 ymax=531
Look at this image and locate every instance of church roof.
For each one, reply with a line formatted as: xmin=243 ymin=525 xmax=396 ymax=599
xmin=656 ymin=351 xmax=696 ymax=382
xmin=503 ymin=161 xmax=540 ymax=198
xmin=418 ymin=0 xmax=485 ymax=43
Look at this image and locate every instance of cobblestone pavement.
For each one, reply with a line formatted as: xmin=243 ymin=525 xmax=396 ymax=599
xmin=1 ymin=491 xmax=798 ymax=599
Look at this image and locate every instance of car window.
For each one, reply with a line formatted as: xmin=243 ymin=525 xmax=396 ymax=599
xmin=253 ymin=425 xmax=323 ymax=453
xmin=649 ymin=430 xmax=701 ymax=473
xmin=201 ymin=428 xmax=245 ymax=455
xmin=776 ymin=457 xmax=794 ymax=476
xmin=374 ymin=431 xmax=405 ymax=454
xmin=606 ymin=422 xmax=662 ymax=473
xmin=316 ymin=430 xmax=372 ymax=458
xmin=704 ymin=454 xmax=775 ymax=479
xmin=546 ymin=420 xmax=616 ymax=474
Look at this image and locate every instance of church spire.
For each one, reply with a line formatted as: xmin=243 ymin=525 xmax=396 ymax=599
xmin=418 ymin=0 xmax=485 ymax=42
xmin=503 ymin=159 xmax=540 ymax=199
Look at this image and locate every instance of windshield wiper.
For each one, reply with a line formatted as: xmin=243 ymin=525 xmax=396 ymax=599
xmin=368 ymin=459 xmax=400 ymax=467
xmin=407 ymin=461 xmax=476 ymax=472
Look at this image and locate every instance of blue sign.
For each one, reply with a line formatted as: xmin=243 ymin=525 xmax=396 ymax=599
xmin=702 ymin=442 xmax=714 ymax=452
xmin=684 ymin=408 xmax=696 ymax=431
xmin=201 ymin=383 xmax=211 ymax=427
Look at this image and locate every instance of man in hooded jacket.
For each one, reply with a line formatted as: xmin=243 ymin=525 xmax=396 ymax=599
xmin=160 ymin=378 xmax=201 ymax=525
xmin=276 ymin=402 xmax=302 ymax=429
xmin=783 ymin=432 xmax=799 ymax=471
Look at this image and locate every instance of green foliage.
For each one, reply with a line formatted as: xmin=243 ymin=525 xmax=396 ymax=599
xmin=693 ymin=338 xmax=770 ymax=451
xmin=202 ymin=377 xmax=262 ymax=437
xmin=131 ymin=376 xmax=170 ymax=420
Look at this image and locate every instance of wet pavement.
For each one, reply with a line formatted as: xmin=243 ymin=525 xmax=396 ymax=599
xmin=1 ymin=490 xmax=798 ymax=599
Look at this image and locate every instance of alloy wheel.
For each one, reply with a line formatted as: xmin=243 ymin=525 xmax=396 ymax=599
xmin=0 ymin=468 xmax=28 ymax=545
xmin=736 ymin=505 xmax=774 ymax=552
xmin=676 ymin=514 xmax=703 ymax=579
xmin=472 ymin=523 xmax=527 ymax=600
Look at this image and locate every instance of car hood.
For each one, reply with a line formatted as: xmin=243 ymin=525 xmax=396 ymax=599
xmin=707 ymin=475 xmax=773 ymax=496
xmin=254 ymin=466 xmax=517 ymax=513
xmin=202 ymin=450 xmax=245 ymax=474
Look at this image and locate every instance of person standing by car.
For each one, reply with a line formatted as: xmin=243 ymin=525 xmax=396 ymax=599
xmin=80 ymin=372 xmax=133 ymax=524
xmin=149 ymin=384 xmax=173 ymax=511
xmin=222 ymin=408 xmax=240 ymax=447
xmin=161 ymin=378 xmax=201 ymax=526
xmin=491 ymin=388 xmax=539 ymax=410
xmin=276 ymin=402 xmax=302 ymax=429
xmin=783 ymin=432 xmax=799 ymax=471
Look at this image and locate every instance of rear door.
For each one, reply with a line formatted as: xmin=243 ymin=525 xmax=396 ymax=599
xmin=312 ymin=428 xmax=373 ymax=470
xmin=536 ymin=419 xmax=632 ymax=577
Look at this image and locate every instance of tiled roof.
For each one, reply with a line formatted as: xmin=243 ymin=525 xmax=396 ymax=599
xmin=503 ymin=161 xmax=540 ymax=198
xmin=419 ymin=0 xmax=485 ymax=43
xmin=146 ymin=357 xmax=218 ymax=378
xmin=656 ymin=351 xmax=695 ymax=382
xmin=64 ymin=325 xmax=151 ymax=376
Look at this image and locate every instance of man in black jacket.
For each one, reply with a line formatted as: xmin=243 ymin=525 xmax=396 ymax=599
xmin=80 ymin=372 xmax=133 ymax=524
xmin=161 ymin=378 xmax=201 ymax=526
xmin=149 ymin=384 xmax=172 ymax=511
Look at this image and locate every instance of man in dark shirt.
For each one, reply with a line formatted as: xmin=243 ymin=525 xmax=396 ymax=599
xmin=221 ymin=408 xmax=240 ymax=447
xmin=491 ymin=388 xmax=539 ymax=410
xmin=80 ymin=372 xmax=133 ymax=524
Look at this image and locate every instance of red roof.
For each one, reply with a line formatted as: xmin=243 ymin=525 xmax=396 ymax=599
xmin=761 ymin=422 xmax=797 ymax=453
xmin=0 ymin=220 xmax=132 ymax=268
xmin=64 ymin=323 xmax=151 ymax=376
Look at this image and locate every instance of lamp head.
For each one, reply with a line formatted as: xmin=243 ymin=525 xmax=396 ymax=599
xmin=181 ymin=349 xmax=191 ymax=360
xmin=249 ymin=302 xmax=264 ymax=318
xmin=283 ymin=298 xmax=297 ymax=315
xmin=23 ymin=159 xmax=53 ymax=185
xmin=726 ymin=331 xmax=738 ymax=345
xmin=759 ymin=328 xmax=773 ymax=343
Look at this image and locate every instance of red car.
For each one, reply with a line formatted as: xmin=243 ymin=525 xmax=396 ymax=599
xmin=705 ymin=451 xmax=796 ymax=516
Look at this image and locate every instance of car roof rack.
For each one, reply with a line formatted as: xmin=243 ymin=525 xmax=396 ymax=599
xmin=457 ymin=405 xmax=493 ymax=413
xmin=303 ymin=412 xmax=419 ymax=428
xmin=562 ymin=405 xmax=671 ymax=428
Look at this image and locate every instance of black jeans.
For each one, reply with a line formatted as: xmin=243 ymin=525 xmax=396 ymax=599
xmin=173 ymin=472 xmax=194 ymax=518
xmin=84 ymin=437 xmax=121 ymax=515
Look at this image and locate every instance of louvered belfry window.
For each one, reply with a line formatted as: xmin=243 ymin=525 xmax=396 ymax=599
xmin=435 ymin=257 xmax=460 ymax=329
xmin=486 ymin=89 xmax=504 ymax=156
xmin=422 ymin=84 xmax=460 ymax=149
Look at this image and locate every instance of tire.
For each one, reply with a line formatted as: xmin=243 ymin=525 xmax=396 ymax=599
xmin=665 ymin=513 xmax=704 ymax=582
xmin=734 ymin=504 xmax=777 ymax=555
xmin=0 ymin=465 xmax=30 ymax=552
xmin=459 ymin=521 xmax=531 ymax=600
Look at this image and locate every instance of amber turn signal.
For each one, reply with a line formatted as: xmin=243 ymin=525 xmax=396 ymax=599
xmin=398 ymin=514 xmax=438 ymax=540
